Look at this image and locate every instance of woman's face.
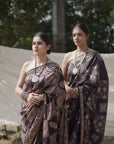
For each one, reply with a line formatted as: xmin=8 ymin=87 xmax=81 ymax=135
xmin=72 ymin=27 xmax=89 ymax=47
xmin=32 ymin=36 xmax=50 ymax=56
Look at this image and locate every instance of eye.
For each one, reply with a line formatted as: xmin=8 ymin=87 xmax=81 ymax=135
xmin=78 ymin=33 xmax=83 ymax=36
xmin=38 ymin=42 xmax=42 ymax=45
xmin=32 ymin=42 xmax=35 ymax=45
xmin=73 ymin=33 xmax=76 ymax=37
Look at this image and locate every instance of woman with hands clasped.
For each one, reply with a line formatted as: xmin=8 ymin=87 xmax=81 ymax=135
xmin=62 ymin=23 xmax=109 ymax=144
xmin=15 ymin=32 xmax=67 ymax=144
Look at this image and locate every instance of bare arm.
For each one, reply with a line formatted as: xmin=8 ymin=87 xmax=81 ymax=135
xmin=62 ymin=53 xmax=78 ymax=99
xmin=15 ymin=62 xmax=28 ymax=97
xmin=62 ymin=52 xmax=71 ymax=81
xmin=15 ymin=61 xmax=45 ymax=107
xmin=61 ymin=53 xmax=71 ymax=90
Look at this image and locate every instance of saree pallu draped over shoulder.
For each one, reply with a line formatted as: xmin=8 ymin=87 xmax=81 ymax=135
xmin=66 ymin=51 xmax=109 ymax=144
xmin=20 ymin=62 xmax=68 ymax=144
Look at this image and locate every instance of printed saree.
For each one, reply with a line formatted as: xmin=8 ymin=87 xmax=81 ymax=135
xmin=20 ymin=62 xmax=68 ymax=144
xmin=65 ymin=51 xmax=109 ymax=144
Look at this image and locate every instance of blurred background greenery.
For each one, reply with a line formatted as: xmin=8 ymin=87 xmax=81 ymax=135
xmin=0 ymin=0 xmax=114 ymax=53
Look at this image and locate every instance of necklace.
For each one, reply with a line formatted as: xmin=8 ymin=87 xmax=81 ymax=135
xmin=73 ymin=50 xmax=87 ymax=75
xmin=32 ymin=58 xmax=48 ymax=83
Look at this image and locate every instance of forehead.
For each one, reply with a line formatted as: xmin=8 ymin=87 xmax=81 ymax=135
xmin=33 ymin=36 xmax=42 ymax=41
xmin=72 ymin=27 xmax=84 ymax=34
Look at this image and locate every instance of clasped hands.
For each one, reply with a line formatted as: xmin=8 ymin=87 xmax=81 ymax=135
xmin=65 ymin=85 xmax=78 ymax=99
xmin=25 ymin=93 xmax=44 ymax=108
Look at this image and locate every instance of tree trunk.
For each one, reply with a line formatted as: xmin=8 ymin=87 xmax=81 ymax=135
xmin=52 ymin=0 xmax=66 ymax=52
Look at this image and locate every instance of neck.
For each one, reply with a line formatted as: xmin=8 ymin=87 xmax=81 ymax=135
xmin=76 ymin=45 xmax=88 ymax=53
xmin=36 ymin=55 xmax=48 ymax=66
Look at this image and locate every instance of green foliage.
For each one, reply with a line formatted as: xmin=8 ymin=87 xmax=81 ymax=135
xmin=0 ymin=0 xmax=52 ymax=50
xmin=0 ymin=0 xmax=113 ymax=53
xmin=65 ymin=0 xmax=114 ymax=53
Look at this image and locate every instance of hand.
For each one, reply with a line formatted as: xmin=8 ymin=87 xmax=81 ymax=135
xmin=25 ymin=93 xmax=44 ymax=108
xmin=65 ymin=85 xmax=78 ymax=99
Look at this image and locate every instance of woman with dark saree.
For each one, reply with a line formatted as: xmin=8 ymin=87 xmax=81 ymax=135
xmin=15 ymin=32 xmax=68 ymax=144
xmin=62 ymin=24 xmax=109 ymax=144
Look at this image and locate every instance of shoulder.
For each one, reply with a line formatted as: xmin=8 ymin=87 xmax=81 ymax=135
xmin=87 ymin=48 xmax=99 ymax=57
xmin=92 ymin=50 xmax=103 ymax=61
xmin=64 ymin=51 xmax=74 ymax=60
xmin=88 ymin=48 xmax=104 ymax=63
xmin=22 ymin=60 xmax=34 ymax=73
xmin=23 ymin=61 xmax=31 ymax=67
xmin=62 ymin=50 xmax=74 ymax=65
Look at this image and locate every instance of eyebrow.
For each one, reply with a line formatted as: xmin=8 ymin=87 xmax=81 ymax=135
xmin=73 ymin=32 xmax=82 ymax=35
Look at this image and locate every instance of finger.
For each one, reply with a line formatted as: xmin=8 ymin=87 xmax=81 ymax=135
xmin=25 ymin=102 xmax=30 ymax=107
xmin=72 ymin=89 xmax=79 ymax=97
xmin=26 ymin=103 xmax=35 ymax=108
xmin=31 ymin=98 xmax=39 ymax=103
xmin=70 ymin=89 xmax=76 ymax=96
xmin=70 ymin=91 xmax=78 ymax=98
xmin=30 ymin=100 xmax=39 ymax=105
xmin=32 ymin=93 xmax=39 ymax=96
xmin=25 ymin=103 xmax=31 ymax=108
xmin=72 ymin=89 xmax=77 ymax=95
xmin=25 ymin=101 xmax=34 ymax=107
xmin=75 ymin=90 xmax=78 ymax=95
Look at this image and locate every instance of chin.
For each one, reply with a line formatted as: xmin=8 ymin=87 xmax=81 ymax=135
xmin=75 ymin=43 xmax=80 ymax=46
xmin=33 ymin=53 xmax=38 ymax=56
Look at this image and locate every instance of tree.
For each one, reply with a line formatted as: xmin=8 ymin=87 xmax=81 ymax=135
xmin=0 ymin=0 xmax=52 ymax=50
xmin=0 ymin=0 xmax=113 ymax=53
xmin=65 ymin=0 xmax=114 ymax=53
xmin=52 ymin=0 xmax=66 ymax=52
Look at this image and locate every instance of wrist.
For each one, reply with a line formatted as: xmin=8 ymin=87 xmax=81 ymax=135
xmin=40 ymin=94 xmax=45 ymax=101
xmin=27 ymin=94 xmax=30 ymax=102
xmin=20 ymin=91 xmax=29 ymax=101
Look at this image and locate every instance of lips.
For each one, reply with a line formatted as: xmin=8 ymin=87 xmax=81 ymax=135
xmin=34 ymin=49 xmax=39 ymax=52
xmin=74 ymin=40 xmax=80 ymax=43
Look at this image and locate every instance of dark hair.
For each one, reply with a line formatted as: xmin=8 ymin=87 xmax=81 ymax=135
xmin=33 ymin=32 xmax=51 ymax=54
xmin=72 ymin=23 xmax=90 ymax=35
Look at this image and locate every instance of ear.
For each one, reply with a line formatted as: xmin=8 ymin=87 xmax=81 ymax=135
xmin=47 ymin=44 xmax=50 ymax=50
xmin=86 ymin=34 xmax=89 ymax=40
